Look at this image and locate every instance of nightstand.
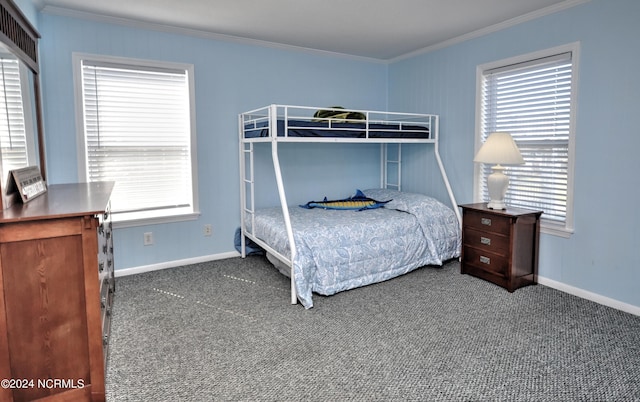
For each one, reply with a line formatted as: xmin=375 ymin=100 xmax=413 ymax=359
xmin=459 ymin=203 xmax=542 ymax=292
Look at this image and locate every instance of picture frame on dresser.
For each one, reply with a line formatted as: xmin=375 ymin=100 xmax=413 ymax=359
xmin=5 ymin=165 xmax=47 ymax=205
xmin=459 ymin=203 xmax=542 ymax=292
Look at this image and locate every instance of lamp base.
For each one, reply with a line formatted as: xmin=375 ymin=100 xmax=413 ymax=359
xmin=486 ymin=164 xmax=509 ymax=210
xmin=487 ymin=199 xmax=507 ymax=210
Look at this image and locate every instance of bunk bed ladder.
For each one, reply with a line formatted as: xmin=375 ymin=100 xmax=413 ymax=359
xmin=381 ymin=118 xmax=461 ymax=227
xmin=382 ymin=144 xmax=402 ymax=191
xmin=239 ymin=114 xmax=253 ymax=258
xmin=240 ymin=142 xmax=254 ymax=257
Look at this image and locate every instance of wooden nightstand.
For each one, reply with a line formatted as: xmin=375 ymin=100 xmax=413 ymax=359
xmin=459 ymin=203 xmax=542 ymax=292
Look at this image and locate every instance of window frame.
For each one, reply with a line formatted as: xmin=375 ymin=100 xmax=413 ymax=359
xmin=474 ymin=43 xmax=579 ymax=238
xmin=73 ymin=53 xmax=199 ymax=228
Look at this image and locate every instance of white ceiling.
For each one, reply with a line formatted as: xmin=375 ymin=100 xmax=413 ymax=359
xmin=37 ymin=0 xmax=585 ymax=60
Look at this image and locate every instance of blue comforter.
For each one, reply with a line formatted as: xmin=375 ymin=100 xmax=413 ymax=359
xmin=251 ymin=189 xmax=461 ymax=308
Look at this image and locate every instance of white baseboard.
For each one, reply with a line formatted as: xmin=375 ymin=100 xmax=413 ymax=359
xmin=538 ymin=275 xmax=640 ymax=317
xmin=114 ymin=251 xmax=240 ymax=278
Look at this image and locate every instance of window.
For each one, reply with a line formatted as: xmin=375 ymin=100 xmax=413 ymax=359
xmin=74 ymin=54 xmax=198 ymax=226
xmin=0 ymin=55 xmax=36 ymax=178
xmin=476 ymin=44 xmax=578 ymax=237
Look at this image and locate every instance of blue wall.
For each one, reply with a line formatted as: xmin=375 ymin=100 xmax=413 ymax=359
xmin=389 ymin=0 xmax=640 ymax=309
xmin=15 ymin=0 xmax=39 ymax=28
xmin=31 ymin=0 xmax=640 ymax=310
xmin=37 ymin=13 xmax=387 ymax=269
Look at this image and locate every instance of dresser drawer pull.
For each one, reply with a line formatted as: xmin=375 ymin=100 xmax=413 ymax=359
xmin=481 ymin=218 xmax=492 ymax=226
xmin=479 ymin=255 xmax=491 ymax=265
xmin=480 ymin=236 xmax=491 ymax=246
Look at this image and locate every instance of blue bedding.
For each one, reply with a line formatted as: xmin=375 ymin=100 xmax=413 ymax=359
xmin=249 ymin=189 xmax=461 ymax=308
xmin=243 ymin=119 xmax=430 ymax=139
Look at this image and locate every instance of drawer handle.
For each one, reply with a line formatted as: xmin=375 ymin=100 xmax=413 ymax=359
xmin=480 ymin=256 xmax=491 ymax=265
xmin=481 ymin=218 xmax=492 ymax=226
xmin=480 ymin=236 xmax=491 ymax=246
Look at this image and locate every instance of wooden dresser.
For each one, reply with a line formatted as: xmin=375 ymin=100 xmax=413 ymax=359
xmin=0 ymin=182 xmax=115 ymax=402
xmin=459 ymin=203 xmax=542 ymax=292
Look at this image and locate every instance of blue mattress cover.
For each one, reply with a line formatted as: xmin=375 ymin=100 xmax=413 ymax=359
xmin=244 ymin=119 xmax=430 ymax=139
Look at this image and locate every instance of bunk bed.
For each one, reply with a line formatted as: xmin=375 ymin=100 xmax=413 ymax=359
xmin=239 ymin=105 xmax=461 ymax=308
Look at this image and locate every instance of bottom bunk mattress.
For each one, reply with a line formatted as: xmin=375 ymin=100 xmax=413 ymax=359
xmin=248 ymin=189 xmax=461 ymax=308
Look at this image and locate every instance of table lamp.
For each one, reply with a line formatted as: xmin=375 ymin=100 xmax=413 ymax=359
xmin=474 ymin=132 xmax=524 ymax=210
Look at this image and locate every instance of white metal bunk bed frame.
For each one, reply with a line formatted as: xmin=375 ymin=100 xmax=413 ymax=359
xmin=239 ymin=104 xmax=460 ymax=305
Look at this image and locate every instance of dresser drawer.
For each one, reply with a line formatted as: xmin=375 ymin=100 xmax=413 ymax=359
xmin=462 ymin=246 xmax=509 ymax=277
xmin=463 ymin=209 xmax=511 ymax=235
xmin=463 ymin=227 xmax=510 ymax=256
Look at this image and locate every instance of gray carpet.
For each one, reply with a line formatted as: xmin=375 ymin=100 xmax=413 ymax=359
xmin=106 ymin=256 xmax=640 ymax=401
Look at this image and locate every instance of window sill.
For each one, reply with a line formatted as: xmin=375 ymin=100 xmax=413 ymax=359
xmin=112 ymin=210 xmax=200 ymax=229
xmin=540 ymin=221 xmax=574 ymax=238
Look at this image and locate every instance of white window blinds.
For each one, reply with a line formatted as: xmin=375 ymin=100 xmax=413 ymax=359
xmin=80 ymin=60 xmax=194 ymax=217
xmin=480 ymin=52 xmax=573 ymax=224
xmin=0 ymin=57 xmax=29 ymax=173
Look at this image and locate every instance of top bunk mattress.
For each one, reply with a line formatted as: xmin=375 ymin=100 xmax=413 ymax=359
xmin=243 ymin=119 xmax=430 ymax=139
xmin=240 ymin=105 xmax=436 ymax=141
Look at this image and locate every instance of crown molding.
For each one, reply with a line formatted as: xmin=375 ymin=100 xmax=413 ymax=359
xmin=40 ymin=0 xmax=590 ymax=64
xmin=389 ymin=0 xmax=591 ymax=63
xmin=39 ymin=5 xmax=386 ymax=64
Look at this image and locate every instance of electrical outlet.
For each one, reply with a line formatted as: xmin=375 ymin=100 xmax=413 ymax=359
xmin=203 ymin=224 xmax=212 ymax=237
xmin=143 ymin=232 xmax=153 ymax=246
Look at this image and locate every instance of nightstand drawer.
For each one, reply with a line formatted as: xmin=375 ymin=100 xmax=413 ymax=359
xmin=462 ymin=247 xmax=508 ymax=276
xmin=463 ymin=227 xmax=510 ymax=256
xmin=463 ymin=209 xmax=511 ymax=235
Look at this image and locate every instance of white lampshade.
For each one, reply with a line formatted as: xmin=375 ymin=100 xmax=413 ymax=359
xmin=473 ymin=132 xmax=525 ymax=165
xmin=474 ymin=132 xmax=524 ymax=210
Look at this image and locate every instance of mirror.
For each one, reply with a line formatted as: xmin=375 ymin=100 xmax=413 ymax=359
xmin=0 ymin=0 xmax=45 ymax=209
